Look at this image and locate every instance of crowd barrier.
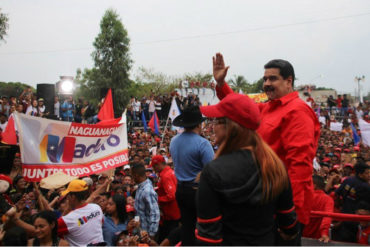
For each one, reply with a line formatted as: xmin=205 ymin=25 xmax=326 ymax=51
xmin=310 ymin=211 xmax=370 ymax=222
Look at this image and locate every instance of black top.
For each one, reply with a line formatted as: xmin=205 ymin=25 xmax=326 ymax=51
xmin=196 ymin=149 xmax=299 ymax=245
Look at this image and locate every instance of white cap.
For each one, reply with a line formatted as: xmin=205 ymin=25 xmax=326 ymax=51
xmin=82 ymin=177 xmax=93 ymax=187
xmin=124 ymin=164 xmax=131 ymax=170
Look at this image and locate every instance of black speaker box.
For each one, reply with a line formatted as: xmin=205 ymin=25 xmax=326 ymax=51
xmin=37 ymin=84 xmax=55 ymax=115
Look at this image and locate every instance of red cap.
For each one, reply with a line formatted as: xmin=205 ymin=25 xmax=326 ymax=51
xmin=126 ymin=204 xmax=134 ymax=213
xmin=200 ymin=93 xmax=260 ymax=130
xmin=353 ymin=146 xmax=360 ymax=151
xmin=322 ymin=158 xmax=331 ymax=162
xmin=0 ymin=174 xmax=12 ymax=185
xmin=149 ymin=155 xmax=165 ymax=168
xmin=333 ymin=164 xmax=340 ymax=170
xmin=344 ymin=149 xmax=350 ymax=153
xmin=334 ymin=148 xmax=341 ymax=152
xmin=344 ymin=163 xmax=353 ymax=169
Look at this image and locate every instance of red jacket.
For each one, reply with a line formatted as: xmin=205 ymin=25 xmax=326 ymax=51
xmin=303 ymin=190 xmax=334 ymax=238
xmin=358 ymin=225 xmax=370 ymax=245
xmin=157 ymin=166 xmax=181 ymax=221
xmin=217 ymin=83 xmax=320 ymax=225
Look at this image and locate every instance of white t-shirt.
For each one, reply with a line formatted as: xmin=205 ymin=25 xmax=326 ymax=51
xmin=55 ymin=101 xmax=60 ymax=117
xmin=148 ymin=100 xmax=155 ymax=113
xmin=133 ymin=101 xmax=141 ymax=112
xmin=58 ymin=203 xmax=104 ymax=246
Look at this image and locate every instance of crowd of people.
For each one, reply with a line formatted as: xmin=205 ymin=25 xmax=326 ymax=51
xmin=0 ymin=53 xmax=369 ymax=246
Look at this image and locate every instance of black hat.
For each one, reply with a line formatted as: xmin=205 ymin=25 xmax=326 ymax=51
xmin=172 ymin=106 xmax=205 ymax=128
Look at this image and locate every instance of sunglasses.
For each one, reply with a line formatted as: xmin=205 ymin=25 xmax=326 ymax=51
xmin=212 ymin=118 xmax=226 ymax=125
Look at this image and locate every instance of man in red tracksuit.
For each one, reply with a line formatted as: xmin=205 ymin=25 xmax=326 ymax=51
xmin=151 ymin=155 xmax=181 ymax=243
xmin=303 ymin=175 xmax=334 ymax=243
xmin=213 ymin=53 xmax=320 ymax=244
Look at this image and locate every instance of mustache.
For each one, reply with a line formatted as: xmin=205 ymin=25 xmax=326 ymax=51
xmin=263 ymin=85 xmax=275 ymax=92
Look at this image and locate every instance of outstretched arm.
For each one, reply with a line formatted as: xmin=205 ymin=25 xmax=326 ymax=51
xmin=213 ymin=53 xmax=234 ymax=100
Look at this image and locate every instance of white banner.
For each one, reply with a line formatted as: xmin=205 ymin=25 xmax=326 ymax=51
xmin=14 ymin=113 xmax=129 ymax=181
xmin=330 ymin=122 xmax=343 ymax=132
xmin=359 ymin=119 xmax=370 ymax=147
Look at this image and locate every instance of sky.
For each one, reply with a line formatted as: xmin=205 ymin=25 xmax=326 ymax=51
xmin=0 ymin=0 xmax=369 ymax=97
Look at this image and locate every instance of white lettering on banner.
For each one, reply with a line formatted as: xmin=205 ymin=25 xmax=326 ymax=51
xmin=102 ymin=154 xmax=129 ymax=168
xmin=22 ymin=153 xmax=130 ymax=181
xmin=68 ymin=126 xmax=119 ymax=137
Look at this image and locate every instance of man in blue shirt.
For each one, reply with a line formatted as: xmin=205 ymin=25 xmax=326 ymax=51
xmin=61 ymin=96 xmax=74 ymax=122
xmin=131 ymin=163 xmax=160 ymax=238
xmin=170 ymin=106 xmax=214 ymax=246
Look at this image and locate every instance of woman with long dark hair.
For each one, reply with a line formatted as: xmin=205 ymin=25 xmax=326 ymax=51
xmin=195 ymin=93 xmax=299 ymax=245
xmin=102 ymin=194 xmax=128 ymax=246
xmin=28 ymin=210 xmax=67 ymax=246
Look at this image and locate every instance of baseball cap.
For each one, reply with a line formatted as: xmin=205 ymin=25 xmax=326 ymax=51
xmin=0 ymin=174 xmax=12 ymax=185
xmin=61 ymin=179 xmax=88 ymax=197
xmin=123 ymin=165 xmax=131 ymax=170
xmin=149 ymin=155 xmax=165 ymax=168
xmin=38 ymin=98 xmax=44 ymax=102
xmin=200 ymin=93 xmax=260 ymax=130
xmin=344 ymin=163 xmax=354 ymax=169
xmin=81 ymin=177 xmax=93 ymax=187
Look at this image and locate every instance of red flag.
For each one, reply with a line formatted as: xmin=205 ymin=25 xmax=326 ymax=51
xmin=98 ymin=89 xmax=114 ymax=121
xmin=1 ymin=115 xmax=17 ymax=145
xmin=148 ymin=111 xmax=161 ymax=135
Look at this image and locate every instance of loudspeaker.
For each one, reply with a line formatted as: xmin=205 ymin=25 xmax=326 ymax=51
xmin=37 ymin=84 xmax=55 ymax=115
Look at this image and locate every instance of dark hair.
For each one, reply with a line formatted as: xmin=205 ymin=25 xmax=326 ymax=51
xmin=354 ymin=160 xmax=369 ymax=176
xmin=33 ymin=211 xmax=58 ymax=243
xmin=313 ymin=174 xmax=325 ymax=190
xmin=2 ymin=226 xmax=28 ymax=246
xmin=131 ymin=163 xmax=146 ymax=177
xmin=264 ymin=59 xmax=295 ymax=87
xmin=100 ymin=192 xmax=111 ymax=199
xmin=69 ymin=190 xmax=89 ymax=201
xmin=48 ymin=191 xmax=60 ymax=202
xmin=111 ymin=194 xmax=127 ymax=224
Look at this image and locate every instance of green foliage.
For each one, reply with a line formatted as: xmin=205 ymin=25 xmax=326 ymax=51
xmin=227 ymin=75 xmax=264 ymax=94
xmin=76 ymin=9 xmax=132 ymax=116
xmin=183 ymin=72 xmax=213 ymax=83
xmin=228 ymin=75 xmax=248 ymax=93
xmin=0 ymin=81 xmax=34 ymax=97
xmin=0 ymin=9 xmax=9 ymax=43
xmin=250 ymin=77 xmax=264 ymax=93
xmin=133 ymin=67 xmax=179 ymax=96
xmin=315 ymin=87 xmax=334 ymax=91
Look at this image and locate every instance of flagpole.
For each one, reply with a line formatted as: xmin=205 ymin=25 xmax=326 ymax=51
xmin=160 ymin=113 xmax=170 ymax=146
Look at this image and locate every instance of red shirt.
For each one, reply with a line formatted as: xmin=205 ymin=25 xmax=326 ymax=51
xmin=358 ymin=226 xmax=370 ymax=245
xmin=217 ymin=83 xmax=320 ymax=225
xmin=157 ymin=166 xmax=181 ymax=221
xmin=303 ymin=190 xmax=334 ymax=238
xmin=336 ymin=98 xmax=342 ymax=108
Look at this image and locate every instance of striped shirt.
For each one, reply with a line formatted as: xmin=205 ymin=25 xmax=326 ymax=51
xmin=134 ymin=179 xmax=160 ymax=236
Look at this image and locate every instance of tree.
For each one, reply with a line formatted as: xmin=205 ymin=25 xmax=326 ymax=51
xmin=228 ymin=75 xmax=249 ymax=93
xmin=183 ymin=72 xmax=213 ymax=84
xmin=134 ymin=67 xmax=178 ymax=96
xmin=0 ymin=9 xmax=9 ymax=43
xmin=76 ymin=9 xmax=132 ymax=116
xmin=250 ymin=77 xmax=264 ymax=93
xmin=0 ymin=81 xmax=34 ymax=97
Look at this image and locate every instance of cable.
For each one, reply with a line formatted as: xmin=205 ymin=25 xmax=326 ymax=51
xmin=1 ymin=11 xmax=370 ymax=55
